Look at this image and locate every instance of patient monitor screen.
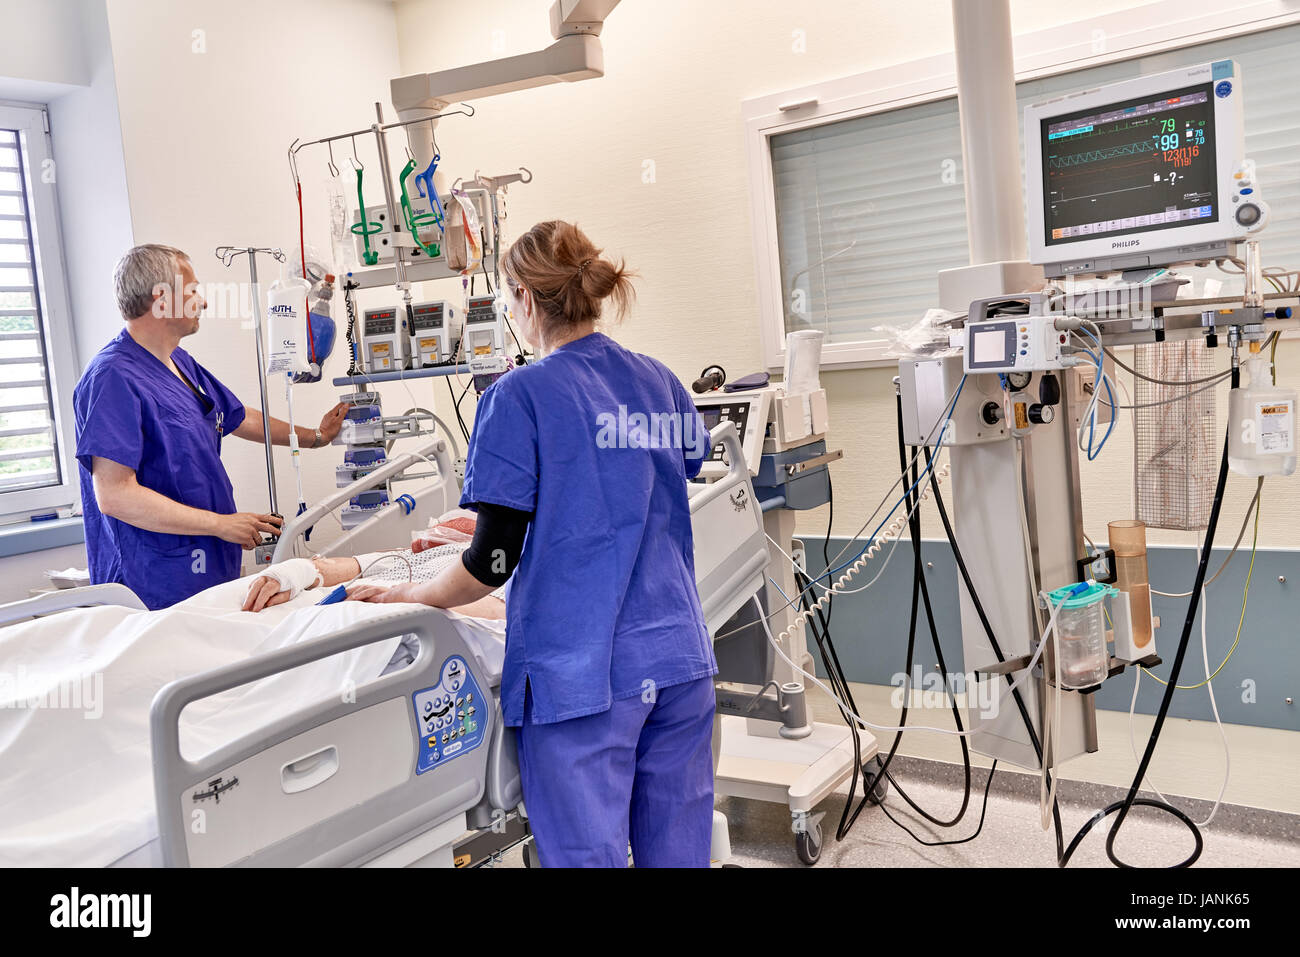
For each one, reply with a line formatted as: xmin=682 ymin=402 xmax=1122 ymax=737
xmin=1040 ymin=82 xmax=1218 ymax=247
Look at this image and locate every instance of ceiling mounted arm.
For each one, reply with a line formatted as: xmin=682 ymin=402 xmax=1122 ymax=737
xmin=391 ymin=0 xmax=620 ymax=115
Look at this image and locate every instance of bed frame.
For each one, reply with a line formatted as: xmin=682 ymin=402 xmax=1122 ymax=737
xmin=150 ymin=605 xmax=521 ymax=867
xmin=4 ymin=422 xmax=765 ymax=867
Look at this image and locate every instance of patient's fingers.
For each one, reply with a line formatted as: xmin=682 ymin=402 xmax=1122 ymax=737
xmin=257 ymin=578 xmax=284 ymax=612
xmin=345 ymin=584 xmax=386 ymax=603
xmin=242 ymin=576 xmax=272 ymax=612
xmin=246 ymin=577 xmax=284 ymax=612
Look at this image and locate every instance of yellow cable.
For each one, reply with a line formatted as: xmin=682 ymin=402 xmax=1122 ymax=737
xmin=1143 ymin=494 xmax=1259 ymax=689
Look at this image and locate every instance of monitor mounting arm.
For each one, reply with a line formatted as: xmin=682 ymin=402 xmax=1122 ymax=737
xmin=392 ymin=1 xmax=620 ymax=156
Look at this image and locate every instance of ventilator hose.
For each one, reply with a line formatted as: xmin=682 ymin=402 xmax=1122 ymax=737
xmin=776 ymin=461 xmax=952 ymax=651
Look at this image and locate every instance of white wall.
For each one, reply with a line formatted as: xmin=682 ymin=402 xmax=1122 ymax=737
xmin=100 ymin=0 xmax=404 ymax=559
xmin=48 ymin=0 xmax=135 ymax=372
xmin=0 ymin=0 xmax=89 ymax=88
xmin=391 ymin=0 xmax=1300 ymax=552
xmin=0 ymin=544 xmax=87 ymax=602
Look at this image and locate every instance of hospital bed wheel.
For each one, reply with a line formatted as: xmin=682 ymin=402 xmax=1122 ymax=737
xmin=521 ymin=839 xmax=536 ymax=868
xmin=794 ymin=820 xmax=823 ymax=865
xmin=864 ymin=755 xmax=890 ymax=805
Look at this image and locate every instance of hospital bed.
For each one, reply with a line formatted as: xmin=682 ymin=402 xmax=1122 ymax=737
xmin=0 ymin=421 xmax=766 ymax=867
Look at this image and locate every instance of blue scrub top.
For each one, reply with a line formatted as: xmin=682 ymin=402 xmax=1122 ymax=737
xmin=73 ymin=328 xmax=247 ymax=610
xmin=461 ymin=332 xmax=716 ymax=726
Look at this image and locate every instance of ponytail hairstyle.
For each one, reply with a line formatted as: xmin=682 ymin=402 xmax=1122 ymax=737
xmin=502 ymin=221 xmax=635 ymax=332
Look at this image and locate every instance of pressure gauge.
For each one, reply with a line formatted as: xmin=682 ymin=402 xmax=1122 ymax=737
xmin=1006 ymin=371 xmax=1033 ymax=391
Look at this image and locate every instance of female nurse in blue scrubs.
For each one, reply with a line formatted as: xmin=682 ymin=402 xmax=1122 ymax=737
xmin=349 ymin=221 xmax=718 ymax=867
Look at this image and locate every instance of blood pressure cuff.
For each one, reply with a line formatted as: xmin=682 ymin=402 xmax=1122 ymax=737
xmin=461 ymin=501 xmax=532 ymax=588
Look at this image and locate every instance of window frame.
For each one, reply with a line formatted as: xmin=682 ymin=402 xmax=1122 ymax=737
xmin=743 ymin=0 xmax=1300 ymax=372
xmin=0 ymin=101 xmax=80 ymax=519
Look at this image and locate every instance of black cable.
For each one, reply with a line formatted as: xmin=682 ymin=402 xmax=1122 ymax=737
xmin=478 ymin=232 xmax=494 ymax=295
xmin=1057 ymin=369 xmax=1238 ymax=869
xmin=343 ymin=283 xmax=360 ymax=377
xmin=875 ymin=761 xmax=999 ymax=848
xmin=445 ymin=376 xmax=470 ymax=444
xmin=823 ymin=400 xmax=976 ymax=842
xmin=793 ymin=568 xmax=865 ymax=842
xmin=822 ymin=476 xmax=834 ymax=630
xmin=856 ymin=410 xmax=970 ymax=829
xmin=924 ymin=443 xmax=1065 ymax=859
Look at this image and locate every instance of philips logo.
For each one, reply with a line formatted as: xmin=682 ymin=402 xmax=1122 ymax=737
xmin=1111 ymin=239 xmax=1141 ymax=249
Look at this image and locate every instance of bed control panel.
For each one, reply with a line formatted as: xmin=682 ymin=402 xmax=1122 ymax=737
xmin=412 ymin=656 xmax=486 ymax=774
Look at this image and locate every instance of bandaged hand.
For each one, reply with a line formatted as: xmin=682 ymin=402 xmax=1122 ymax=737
xmin=241 ymin=558 xmax=324 ymax=612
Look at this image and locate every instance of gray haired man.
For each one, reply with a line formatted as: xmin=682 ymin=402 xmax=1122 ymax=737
xmin=71 ymin=244 xmax=347 ymax=609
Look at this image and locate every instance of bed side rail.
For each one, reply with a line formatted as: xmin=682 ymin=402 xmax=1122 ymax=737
xmin=272 ymin=437 xmax=454 ymax=563
xmin=690 ymin=423 xmax=769 ymax=636
xmin=150 ymin=605 xmax=497 ymax=867
xmin=0 ymin=583 xmax=146 ymax=626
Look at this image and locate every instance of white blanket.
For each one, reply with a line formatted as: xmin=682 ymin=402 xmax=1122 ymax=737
xmin=0 ymin=575 xmax=505 ymax=867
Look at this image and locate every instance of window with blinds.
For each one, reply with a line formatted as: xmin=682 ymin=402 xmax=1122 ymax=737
xmin=764 ymin=22 xmax=1300 ymax=362
xmin=771 ymin=98 xmax=969 ymax=349
xmin=0 ymin=127 xmax=62 ymax=495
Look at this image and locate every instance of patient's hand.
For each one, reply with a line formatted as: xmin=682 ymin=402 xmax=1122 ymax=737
xmin=345 ymin=582 xmax=409 ymax=604
xmin=346 ymin=582 xmax=505 ymax=620
xmin=242 ymin=575 xmax=294 ymax=612
xmin=242 ymin=556 xmax=362 ymax=612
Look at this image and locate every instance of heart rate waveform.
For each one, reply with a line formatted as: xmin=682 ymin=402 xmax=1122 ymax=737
xmin=1049 ymin=138 xmax=1157 ymax=169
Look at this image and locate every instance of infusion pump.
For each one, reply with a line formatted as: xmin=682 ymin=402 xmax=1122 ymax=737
xmin=693 ymin=385 xmax=828 ymax=479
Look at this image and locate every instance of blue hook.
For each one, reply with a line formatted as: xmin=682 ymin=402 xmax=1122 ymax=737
xmin=415 ymin=154 xmax=446 ymax=234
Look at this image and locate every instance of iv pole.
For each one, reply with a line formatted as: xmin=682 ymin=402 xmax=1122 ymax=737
xmin=215 ymin=245 xmax=284 ymax=522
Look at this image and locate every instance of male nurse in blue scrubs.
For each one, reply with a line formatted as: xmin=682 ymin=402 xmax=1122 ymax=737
xmin=73 ymin=244 xmax=347 ymax=610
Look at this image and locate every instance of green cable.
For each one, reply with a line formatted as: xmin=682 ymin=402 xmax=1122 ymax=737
xmin=1143 ymin=493 xmax=1259 ymax=690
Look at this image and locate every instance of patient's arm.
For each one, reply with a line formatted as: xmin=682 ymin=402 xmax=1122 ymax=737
xmin=346 ymin=557 xmax=495 ymax=610
xmin=242 ymin=556 xmax=360 ymax=612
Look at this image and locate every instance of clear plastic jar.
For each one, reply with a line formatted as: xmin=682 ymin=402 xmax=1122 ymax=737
xmin=1046 ymin=582 xmax=1117 ymax=689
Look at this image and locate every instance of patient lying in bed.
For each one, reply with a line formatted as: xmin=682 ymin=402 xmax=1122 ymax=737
xmin=0 ymin=512 xmax=509 ymax=867
xmin=242 ymin=510 xmax=506 ymax=620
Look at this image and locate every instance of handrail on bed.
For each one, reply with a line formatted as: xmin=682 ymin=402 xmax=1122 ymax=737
xmin=688 ymin=421 xmax=747 ymax=515
xmin=150 ymin=606 xmax=437 ymax=780
xmin=272 ymin=437 xmax=454 ymax=564
xmin=0 ymin=583 xmax=146 ymax=626
xmin=149 ymin=604 xmax=502 ymax=867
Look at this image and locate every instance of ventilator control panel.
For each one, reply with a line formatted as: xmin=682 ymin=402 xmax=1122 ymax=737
xmin=412 ymin=656 xmax=486 ymax=774
xmin=693 ymin=388 xmax=774 ymax=478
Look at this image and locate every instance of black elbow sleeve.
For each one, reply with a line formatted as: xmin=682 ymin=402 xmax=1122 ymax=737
xmin=460 ymin=502 xmax=532 ymax=587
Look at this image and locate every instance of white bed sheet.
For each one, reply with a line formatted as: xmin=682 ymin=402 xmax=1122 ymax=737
xmin=0 ymin=574 xmax=505 ymax=867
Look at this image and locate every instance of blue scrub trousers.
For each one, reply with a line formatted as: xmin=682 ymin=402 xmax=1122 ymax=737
xmin=516 ymin=676 xmax=716 ymax=868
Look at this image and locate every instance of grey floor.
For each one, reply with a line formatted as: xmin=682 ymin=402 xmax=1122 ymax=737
xmin=719 ymin=757 xmax=1300 ymax=868
xmin=479 ymin=755 xmax=1300 ymax=868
